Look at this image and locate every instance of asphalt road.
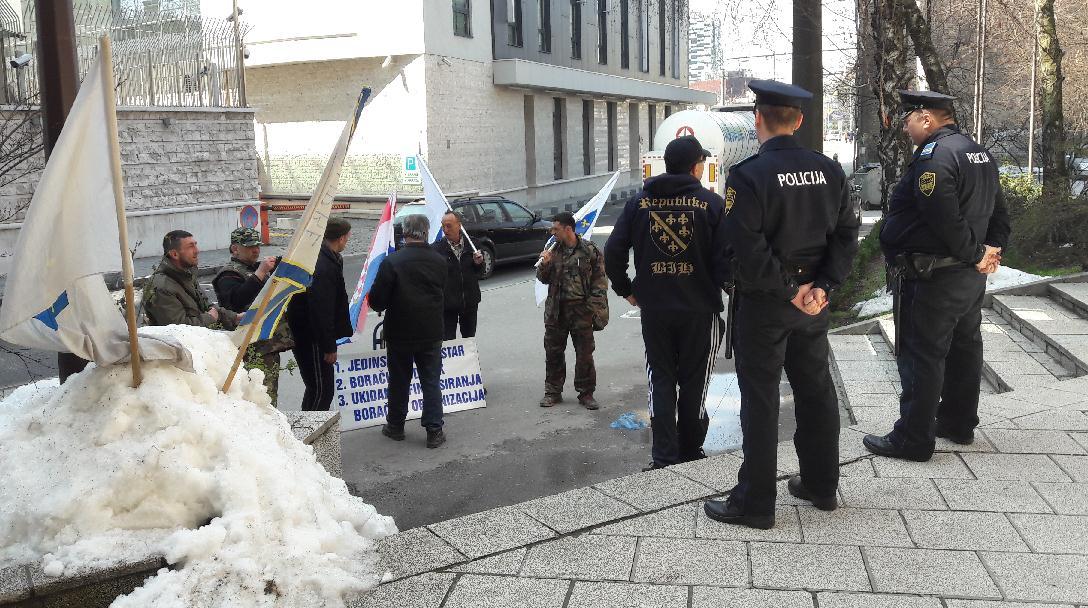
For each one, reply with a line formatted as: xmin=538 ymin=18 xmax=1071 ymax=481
xmin=276 ymin=209 xmax=843 ymax=530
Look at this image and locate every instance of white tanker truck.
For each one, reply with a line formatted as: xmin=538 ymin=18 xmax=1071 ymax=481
xmin=641 ymin=106 xmax=760 ymax=195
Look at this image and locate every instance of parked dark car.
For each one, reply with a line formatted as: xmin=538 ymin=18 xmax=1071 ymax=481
xmin=393 ymin=196 xmax=552 ymax=279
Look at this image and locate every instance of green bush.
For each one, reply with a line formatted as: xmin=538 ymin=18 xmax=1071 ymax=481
xmin=1000 ymin=174 xmax=1088 ymax=272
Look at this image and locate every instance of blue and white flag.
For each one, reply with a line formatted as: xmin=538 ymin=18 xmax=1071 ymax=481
xmin=417 ymin=154 xmax=456 ymax=244
xmin=0 ymin=54 xmax=188 ymax=366
xmin=534 ymin=172 xmax=620 ymax=305
xmin=234 ymin=87 xmax=371 ymax=344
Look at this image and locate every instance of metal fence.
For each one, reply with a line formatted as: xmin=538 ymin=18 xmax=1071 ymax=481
xmin=0 ymin=1 xmax=248 ymax=107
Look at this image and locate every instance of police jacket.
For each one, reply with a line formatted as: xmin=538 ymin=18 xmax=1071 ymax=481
xmin=368 ymin=241 xmax=447 ymax=347
xmin=880 ymin=124 xmax=1011 ymax=264
xmin=432 ymin=238 xmax=482 ymax=312
xmin=286 ymin=244 xmax=352 ymax=354
xmin=724 ymin=134 xmax=859 ymax=300
xmin=604 ymin=173 xmax=729 ymax=313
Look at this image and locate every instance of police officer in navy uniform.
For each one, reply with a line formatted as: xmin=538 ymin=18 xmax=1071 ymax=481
xmin=704 ymin=80 xmax=859 ymax=529
xmin=863 ymin=90 xmax=1010 ymax=461
xmin=605 ymin=135 xmax=730 ymax=471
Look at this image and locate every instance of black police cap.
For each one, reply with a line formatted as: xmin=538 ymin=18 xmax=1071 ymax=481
xmin=748 ymin=79 xmax=813 ymax=109
xmin=664 ymin=135 xmax=712 ymax=174
xmin=898 ymin=90 xmax=956 ymax=116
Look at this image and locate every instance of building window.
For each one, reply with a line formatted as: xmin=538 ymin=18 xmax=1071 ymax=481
xmin=508 ymin=0 xmax=524 ymax=47
xmin=658 ymin=0 xmax=666 ymax=76
xmin=570 ymin=0 xmax=581 ymax=59
xmin=607 ymin=101 xmax=617 ymax=172
xmin=553 ymin=98 xmax=565 ymax=180
xmin=620 ymin=0 xmax=629 ymax=69
xmin=538 ymin=0 xmax=552 ymax=53
xmin=453 ymin=0 xmax=471 ymax=37
xmin=638 ymin=0 xmax=649 ymax=72
xmin=670 ymin=0 xmax=679 ymax=78
xmin=664 ymin=104 xmax=672 ymax=118
xmin=597 ymin=0 xmax=607 ymax=65
xmin=583 ymin=99 xmax=593 ymax=176
xmin=648 ymin=103 xmax=656 ymax=148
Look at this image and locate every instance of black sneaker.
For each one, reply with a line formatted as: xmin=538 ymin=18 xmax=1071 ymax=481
xmin=426 ymin=428 xmax=447 ymax=449
xmin=787 ymin=475 xmax=838 ymax=511
xmin=381 ymin=424 xmax=405 ymax=441
xmin=642 ymin=461 xmax=665 ymax=472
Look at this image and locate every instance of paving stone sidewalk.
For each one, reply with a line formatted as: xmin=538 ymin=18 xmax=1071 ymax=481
xmin=352 ymin=376 xmax=1088 ymax=608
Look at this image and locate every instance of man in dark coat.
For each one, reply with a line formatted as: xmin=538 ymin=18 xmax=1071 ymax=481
xmin=370 ymin=213 xmax=449 ymax=448
xmin=432 ymin=210 xmax=484 ymax=339
xmin=286 ymin=218 xmax=353 ymax=411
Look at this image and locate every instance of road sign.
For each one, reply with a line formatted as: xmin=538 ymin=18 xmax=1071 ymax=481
xmin=402 ymin=155 xmax=422 ymax=185
xmin=239 ymin=204 xmax=260 ymax=229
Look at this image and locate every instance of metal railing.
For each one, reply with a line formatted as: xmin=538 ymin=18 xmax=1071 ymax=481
xmin=0 ymin=1 xmax=248 ymax=108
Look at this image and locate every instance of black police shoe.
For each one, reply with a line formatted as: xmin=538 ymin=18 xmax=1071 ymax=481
xmin=426 ymin=428 xmax=447 ymax=449
xmin=381 ymin=424 xmax=405 ymax=441
xmin=681 ymin=449 xmax=708 ymax=463
xmin=787 ymin=475 xmax=838 ymax=511
xmin=703 ymin=499 xmax=775 ymax=530
xmin=862 ymin=433 xmax=932 ymax=462
xmin=935 ymin=423 xmax=975 ymax=446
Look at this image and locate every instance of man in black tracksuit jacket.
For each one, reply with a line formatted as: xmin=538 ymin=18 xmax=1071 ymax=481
xmin=286 ymin=218 xmax=354 ymax=411
xmin=370 ymin=213 xmax=449 ymax=448
xmin=605 ymin=135 xmax=731 ymax=470
xmin=704 ymin=80 xmax=859 ymax=530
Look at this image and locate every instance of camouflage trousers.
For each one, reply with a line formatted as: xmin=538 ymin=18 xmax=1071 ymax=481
xmin=544 ymin=302 xmax=596 ymax=398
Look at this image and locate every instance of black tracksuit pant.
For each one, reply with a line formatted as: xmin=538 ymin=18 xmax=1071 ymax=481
xmin=891 ymin=266 xmax=986 ymax=452
xmin=729 ymin=292 xmax=840 ymax=516
xmin=642 ymin=309 xmax=724 ymax=467
xmin=294 ymin=340 xmax=335 ymax=411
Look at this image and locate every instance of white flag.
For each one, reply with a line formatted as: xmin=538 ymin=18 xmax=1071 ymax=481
xmin=234 ymin=87 xmax=371 ymax=343
xmin=417 ymin=155 xmax=456 ymax=244
xmin=535 ymin=172 xmax=621 ymax=306
xmin=0 ymin=57 xmax=188 ymax=367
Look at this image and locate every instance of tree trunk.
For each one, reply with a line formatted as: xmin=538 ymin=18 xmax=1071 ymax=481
xmin=1036 ymin=0 xmax=1068 ymax=200
xmin=897 ymin=0 xmax=951 ymax=95
xmin=871 ymin=0 xmax=914 ymax=211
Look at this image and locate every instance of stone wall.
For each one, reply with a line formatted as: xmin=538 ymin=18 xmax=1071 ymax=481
xmin=0 ymin=106 xmax=259 ymax=266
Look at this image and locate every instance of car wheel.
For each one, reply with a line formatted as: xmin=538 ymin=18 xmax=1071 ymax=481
xmin=478 ymin=246 xmax=495 ymax=280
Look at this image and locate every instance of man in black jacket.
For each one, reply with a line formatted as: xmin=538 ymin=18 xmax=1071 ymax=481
xmin=704 ymin=80 xmax=859 ymax=530
xmin=370 ymin=213 xmax=449 ymax=448
xmin=604 ymin=135 xmax=730 ymax=471
xmin=865 ymin=90 xmax=1011 ymax=461
xmin=286 ymin=218 xmax=354 ymax=411
xmin=433 ymin=210 xmax=484 ymax=339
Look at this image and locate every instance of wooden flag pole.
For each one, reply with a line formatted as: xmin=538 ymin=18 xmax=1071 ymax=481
xmin=100 ymin=35 xmax=142 ymax=389
xmin=221 ymin=280 xmax=276 ymax=393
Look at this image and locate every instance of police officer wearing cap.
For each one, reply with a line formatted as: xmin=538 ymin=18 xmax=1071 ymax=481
xmin=214 ymin=227 xmax=293 ymax=406
xmin=863 ymin=90 xmax=1010 ymax=461
xmin=605 ymin=135 xmax=730 ymax=471
xmin=704 ymin=80 xmax=859 ymax=529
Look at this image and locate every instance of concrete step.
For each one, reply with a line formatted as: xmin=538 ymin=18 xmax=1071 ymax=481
xmin=829 ymin=334 xmax=901 ymax=427
xmin=992 ymin=293 xmax=1088 ymax=378
xmin=1049 ymin=282 xmax=1088 ymax=321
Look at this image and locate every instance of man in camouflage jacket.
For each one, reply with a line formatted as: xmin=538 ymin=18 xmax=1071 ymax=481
xmin=536 ymin=212 xmax=609 ymax=410
xmin=144 ymin=230 xmax=237 ymax=330
xmin=213 ymin=227 xmax=294 ymax=406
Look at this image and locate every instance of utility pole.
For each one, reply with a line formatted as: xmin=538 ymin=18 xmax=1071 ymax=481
xmin=35 ymin=0 xmax=87 ymax=383
xmin=1027 ymin=1 xmax=1040 ymax=176
xmin=231 ymin=0 xmax=247 ymax=106
xmin=792 ymin=0 xmax=823 ymax=152
xmin=972 ymin=0 xmax=988 ymax=141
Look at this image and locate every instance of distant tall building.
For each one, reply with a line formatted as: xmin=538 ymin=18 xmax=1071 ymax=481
xmin=688 ymin=10 xmax=721 ymax=81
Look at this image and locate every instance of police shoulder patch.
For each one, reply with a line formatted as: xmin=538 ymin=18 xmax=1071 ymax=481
xmin=724 ymin=187 xmax=736 ymax=213
xmin=918 ymin=171 xmax=937 ymax=197
xmin=918 ymin=141 xmax=938 ymax=160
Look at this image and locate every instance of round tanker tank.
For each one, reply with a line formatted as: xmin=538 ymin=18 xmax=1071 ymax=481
xmin=654 ymin=109 xmax=760 ymax=168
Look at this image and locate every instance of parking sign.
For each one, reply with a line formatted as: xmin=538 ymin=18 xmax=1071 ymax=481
xmin=402 ymin=155 xmax=422 ymax=185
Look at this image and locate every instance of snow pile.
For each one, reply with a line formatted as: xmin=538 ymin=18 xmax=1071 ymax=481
xmin=852 ymin=266 xmax=1045 ymax=318
xmin=0 ymin=325 xmax=396 ymax=607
